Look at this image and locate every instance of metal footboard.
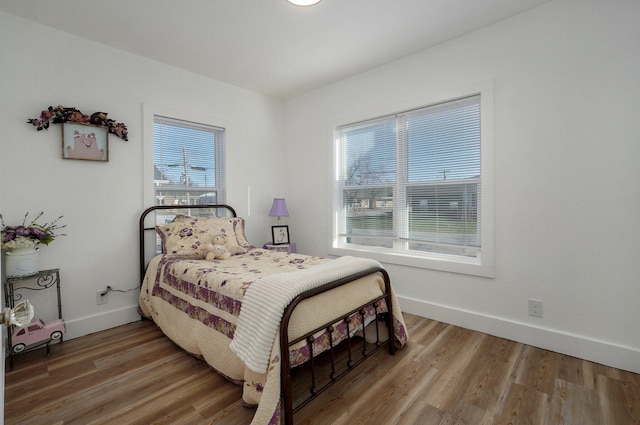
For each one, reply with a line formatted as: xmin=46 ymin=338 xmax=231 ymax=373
xmin=279 ymin=266 xmax=395 ymax=425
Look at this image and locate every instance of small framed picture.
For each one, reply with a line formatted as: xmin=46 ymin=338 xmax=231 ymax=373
xmin=62 ymin=122 xmax=109 ymax=162
xmin=271 ymin=225 xmax=290 ymax=245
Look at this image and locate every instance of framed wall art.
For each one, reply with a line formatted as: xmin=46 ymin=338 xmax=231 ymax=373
xmin=61 ymin=122 xmax=109 ymax=162
xmin=271 ymin=225 xmax=290 ymax=245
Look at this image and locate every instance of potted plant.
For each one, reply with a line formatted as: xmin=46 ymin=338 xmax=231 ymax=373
xmin=1 ymin=212 xmax=66 ymax=278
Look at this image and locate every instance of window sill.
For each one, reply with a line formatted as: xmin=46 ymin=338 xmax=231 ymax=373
xmin=328 ymin=246 xmax=494 ymax=278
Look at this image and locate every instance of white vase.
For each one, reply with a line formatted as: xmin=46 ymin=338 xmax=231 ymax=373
xmin=5 ymin=247 xmax=39 ymax=278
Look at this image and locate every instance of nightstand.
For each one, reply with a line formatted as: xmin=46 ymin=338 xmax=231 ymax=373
xmin=4 ymin=268 xmax=63 ymax=369
xmin=263 ymin=243 xmax=297 ymax=253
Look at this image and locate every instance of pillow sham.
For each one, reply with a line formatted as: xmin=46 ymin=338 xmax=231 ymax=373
xmin=158 ymin=215 xmax=251 ymax=256
xmin=229 ymin=217 xmax=254 ymax=249
xmin=156 ymin=220 xmax=209 ymax=257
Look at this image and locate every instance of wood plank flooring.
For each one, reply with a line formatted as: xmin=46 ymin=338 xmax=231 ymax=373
xmin=5 ymin=313 xmax=639 ymax=424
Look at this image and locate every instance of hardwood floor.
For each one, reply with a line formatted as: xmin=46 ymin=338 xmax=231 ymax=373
xmin=5 ymin=313 xmax=639 ymax=424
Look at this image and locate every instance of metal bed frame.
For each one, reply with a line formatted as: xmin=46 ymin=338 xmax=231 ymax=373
xmin=139 ymin=204 xmax=395 ymax=425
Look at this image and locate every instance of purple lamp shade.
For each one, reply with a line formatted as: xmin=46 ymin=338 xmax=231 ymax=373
xmin=269 ymin=198 xmax=289 ymax=219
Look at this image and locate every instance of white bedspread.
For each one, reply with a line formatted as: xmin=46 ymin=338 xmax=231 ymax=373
xmin=229 ymin=256 xmax=382 ymax=374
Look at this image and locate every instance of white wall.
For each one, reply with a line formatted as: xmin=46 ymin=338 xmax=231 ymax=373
xmin=284 ymin=0 xmax=640 ymax=373
xmin=0 ymin=11 xmax=285 ymax=339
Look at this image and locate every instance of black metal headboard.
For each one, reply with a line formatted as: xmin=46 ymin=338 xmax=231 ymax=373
xmin=138 ymin=204 xmax=237 ymax=284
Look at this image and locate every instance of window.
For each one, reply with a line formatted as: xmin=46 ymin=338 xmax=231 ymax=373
xmin=153 ymin=116 xmax=225 ymax=206
xmin=333 ymin=91 xmax=493 ymax=276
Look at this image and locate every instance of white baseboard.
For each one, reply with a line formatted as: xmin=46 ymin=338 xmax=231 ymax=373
xmin=36 ymin=299 xmax=640 ymax=374
xmin=398 ymin=296 xmax=640 ymax=374
xmin=64 ymin=305 xmax=141 ymax=340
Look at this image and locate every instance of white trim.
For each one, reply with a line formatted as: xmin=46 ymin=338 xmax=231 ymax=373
xmin=399 ymin=296 xmax=640 ymax=375
xmin=328 ymin=246 xmax=493 ymax=277
xmin=63 ymin=305 xmax=141 ymax=340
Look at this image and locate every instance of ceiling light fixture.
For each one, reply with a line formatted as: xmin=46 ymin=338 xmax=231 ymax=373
xmin=287 ymin=0 xmax=321 ymax=6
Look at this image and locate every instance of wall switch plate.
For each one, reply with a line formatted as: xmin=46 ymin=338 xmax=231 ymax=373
xmin=96 ymin=290 xmax=108 ymax=305
xmin=528 ymin=299 xmax=543 ymax=318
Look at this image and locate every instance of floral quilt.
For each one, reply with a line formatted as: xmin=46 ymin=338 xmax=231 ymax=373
xmin=139 ymin=248 xmax=408 ymax=425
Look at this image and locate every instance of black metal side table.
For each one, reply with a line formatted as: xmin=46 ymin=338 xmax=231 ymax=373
xmin=4 ymin=268 xmax=63 ymax=369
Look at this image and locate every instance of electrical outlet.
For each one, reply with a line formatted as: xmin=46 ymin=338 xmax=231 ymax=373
xmin=528 ymin=299 xmax=543 ymax=318
xmin=96 ymin=289 xmax=108 ymax=305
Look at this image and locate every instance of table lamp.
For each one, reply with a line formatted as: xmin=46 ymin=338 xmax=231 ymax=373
xmin=269 ymin=198 xmax=289 ymax=224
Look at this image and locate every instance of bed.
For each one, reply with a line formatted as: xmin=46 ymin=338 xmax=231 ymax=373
xmin=138 ymin=204 xmax=408 ymax=425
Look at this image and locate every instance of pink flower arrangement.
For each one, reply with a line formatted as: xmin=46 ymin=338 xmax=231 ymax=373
xmin=27 ymin=105 xmax=128 ymax=141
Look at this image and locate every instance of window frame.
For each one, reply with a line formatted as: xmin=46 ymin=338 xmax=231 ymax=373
xmin=143 ymin=104 xmax=228 ymax=210
xmin=329 ymin=81 xmax=494 ymax=277
xmin=152 ymin=115 xmax=226 ymax=206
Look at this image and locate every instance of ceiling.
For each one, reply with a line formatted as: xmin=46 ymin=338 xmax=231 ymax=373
xmin=0 ymin=0 xmax=550 ymax=99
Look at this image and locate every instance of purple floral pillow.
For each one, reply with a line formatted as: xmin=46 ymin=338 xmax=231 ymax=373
xmin=156 ymin=221 xmax=209 ymax=257
xmin=229 ymin=217 xmax=254 ymax=249
xmin=157 ymin=216 xmax=250 ymax=257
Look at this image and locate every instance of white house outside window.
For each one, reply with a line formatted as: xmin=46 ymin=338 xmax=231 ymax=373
xmin=333 ymin=92 xmax=493 ymax=276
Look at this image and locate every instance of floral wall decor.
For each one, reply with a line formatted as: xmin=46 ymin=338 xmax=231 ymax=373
xmin=28 ymin=105 xmax=128 ymax=141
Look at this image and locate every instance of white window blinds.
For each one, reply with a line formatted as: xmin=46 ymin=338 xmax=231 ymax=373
xmin=153 ymin=116 xmax=225 ymax=206
xmin=335 ymin=94 xmax=481 ymax=259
